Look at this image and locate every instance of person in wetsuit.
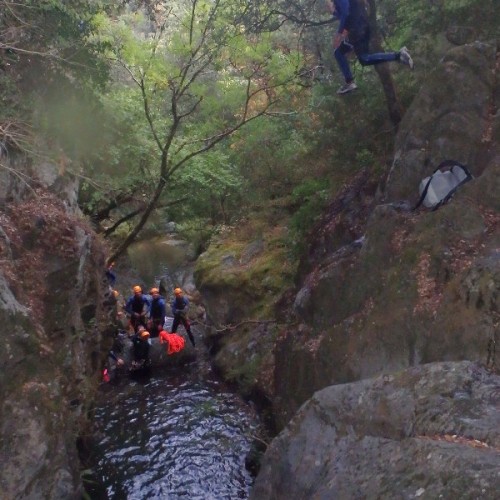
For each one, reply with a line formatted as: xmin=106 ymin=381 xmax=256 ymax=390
xmin=103 ymin=330 xmax=126 ymax=382
xmin=130 ymin=330 xmax=151 ymax=370
xmin=171 ymin=287 xmax=195 ymax=347
xmin=105 ymin=261 xmax=117 ymax=288
xmin=148 ymin=287 xmax=166 ymax=338
xmin=125 ymin=285 xmax=150 ymax=333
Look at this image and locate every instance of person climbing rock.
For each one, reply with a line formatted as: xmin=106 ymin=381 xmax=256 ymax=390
xmin=125 ymin=285 xmax=150 ymax=333
xmin=103 ymin=330 xmax=126 ymax=382
xmin=171 ymin=287 xmax=195 ymax=347
xmin=130 ymin=330 xmax=151 ymax=370
xmin=113 ymin=290 xmax=128 ymax=329
xmin=105 ymin=261 xmax=117 ymax=288
xmin=327 ymin=0 xmax=414 ymax=94
xmin=147 ymin=287 xmax=166 ymax=338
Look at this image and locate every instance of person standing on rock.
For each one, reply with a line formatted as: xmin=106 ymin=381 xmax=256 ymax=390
xmin=171 ymin=287 xmax=195 ymax=347
xmin=125 ymin=285 xmax=150 ymax=333
xmin=148 ymin=287 xmax=166 ymax=338
xmin=327 ymin=0 xmax=414 ymax=94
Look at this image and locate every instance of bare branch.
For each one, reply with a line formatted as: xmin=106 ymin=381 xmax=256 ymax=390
xmin=213 ymin=319 xmax=292 ymax=334
xmin=0 ymin=161 xmax=38 ymax=196
xmin=216 ymin=319 xmax=278 ymax=333
xmin=247 ymin=432 xmax=270 ymax=447
xmin=103 ymin=196 xmax=187 ymax=237
xmin=189 ymin=0 xmax=197 ymax=46
xmin=105 ymin=2 xmax=299 ymax=264
xmin=0 ymin=120 xmax=33 ymax=152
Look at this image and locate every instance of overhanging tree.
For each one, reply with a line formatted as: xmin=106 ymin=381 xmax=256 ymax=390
xmin=0 ymin=0 xmax=111 ymax=154
xmin=90 ymin=1 xmax=303 ymax=264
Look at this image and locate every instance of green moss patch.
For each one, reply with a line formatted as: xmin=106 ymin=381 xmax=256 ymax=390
xmin=195 ymin=219 xmax=296 ymax=317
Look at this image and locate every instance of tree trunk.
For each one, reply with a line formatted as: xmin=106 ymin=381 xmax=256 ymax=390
xmin=106 ymin=178 xmax=166 ymax=265
xmin=366 ymin=0 xmax=403 ymax=129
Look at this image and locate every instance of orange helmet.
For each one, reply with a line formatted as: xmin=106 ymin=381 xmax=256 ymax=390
xmin=140 ymin=330 xmax=150 ymax=339
xmin=133 ymin=285 xmax=142 ymax=294
xmin=174 ymin=287 xmax=182 ymax=296
xmin=150 ymin=287 xmax=159 ymax=295
xmin=113 ymin=290 xmax=119 ymax=297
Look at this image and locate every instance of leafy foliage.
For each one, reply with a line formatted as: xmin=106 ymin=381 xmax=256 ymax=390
xmin=3 ymin=0 xmax=494 ymax=263
xmin=229 ymin=115 xmax=309 ymax=200
xmin=78 ymin=2 xmax=307 ymax=262
xmin=289 ymin=177 xmax=330 ymax=244
xmin=0 ymin=0 xmax=120 ymax=181
xmin=379 ymin=0 xmax=499 ymax=39
xmin=171 ymin=149 xmax=245 ymax=222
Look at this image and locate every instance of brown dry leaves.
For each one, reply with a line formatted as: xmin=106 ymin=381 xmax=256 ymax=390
xmin=418 ymin=433 xmax=497 ymax=451
xmin=0 ymin=188 xmax=92 ymax=318
xmin=441 ymin=206 xmax=499 ymax=278
xmin=413 ymin=252 xmax=442 ymax=317
xmin=412 ymin=205 xmax=498 ymax=316
xmin=304 ymin=335 xmax=323 ymax=355
xmin=390 ymin=214 xmax=417 ymax=254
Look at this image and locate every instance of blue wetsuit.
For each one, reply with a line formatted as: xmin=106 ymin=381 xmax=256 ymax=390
xmin=149 ymin=296 xmax=166 ymax=337
xmin=125 ymin=293 xmax=150 ymax=331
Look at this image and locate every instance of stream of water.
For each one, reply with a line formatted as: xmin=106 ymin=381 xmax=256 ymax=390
xmin=90 ymin=238 xmax=262 ymax=499
xmin=91 ymin=360 xmax=260 ymax=499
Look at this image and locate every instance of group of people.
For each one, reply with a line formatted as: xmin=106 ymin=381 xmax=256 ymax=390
xmin=105 ymin=285 xmax=195 ymax=376
xmin=124 ymin=285 xmax=195 ymax=347
xmin=126 ymin=285 xmax=195 ymax=370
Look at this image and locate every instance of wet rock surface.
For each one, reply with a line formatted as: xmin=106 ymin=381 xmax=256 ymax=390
xmin=270 ymin=41 xmax=499 ymax=426
xmin=0 ymin=160 xmax=114 ymax=499
xmin=251 ymin=361 xmax=500 ymax=500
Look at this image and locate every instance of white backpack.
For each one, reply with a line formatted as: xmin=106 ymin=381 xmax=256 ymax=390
xmin=415 ymin=160 xmax=473 ymax=210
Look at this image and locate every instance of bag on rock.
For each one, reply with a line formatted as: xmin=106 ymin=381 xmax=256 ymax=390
xmin=414 ymin=160 xmax=473 ymax=211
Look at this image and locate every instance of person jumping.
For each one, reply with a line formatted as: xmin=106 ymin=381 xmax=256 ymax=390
xmin=327 ymin=0 xmax=414 ymax=95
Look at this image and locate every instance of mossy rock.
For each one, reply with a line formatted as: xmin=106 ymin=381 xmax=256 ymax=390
xmin=195 ymin=222 xmax=296 ymax=326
